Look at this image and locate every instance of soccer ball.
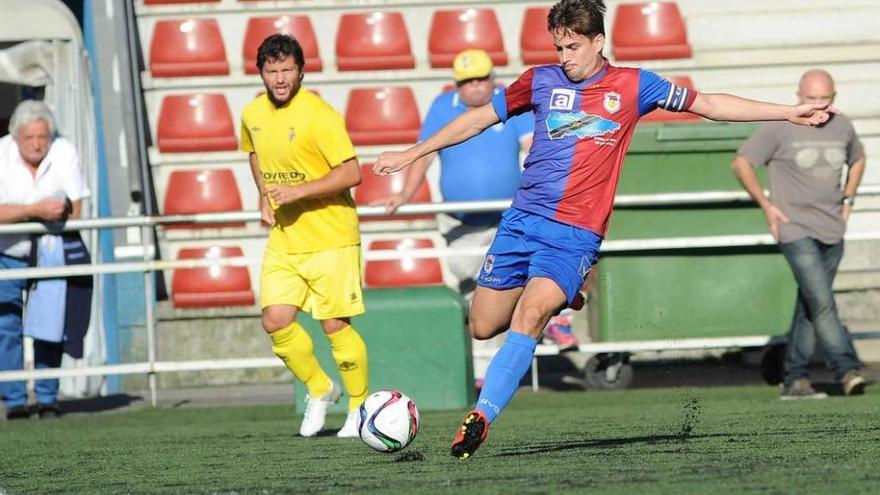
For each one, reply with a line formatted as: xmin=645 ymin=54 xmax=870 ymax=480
xmin=358 ymin=390 xmax=420 ymax=453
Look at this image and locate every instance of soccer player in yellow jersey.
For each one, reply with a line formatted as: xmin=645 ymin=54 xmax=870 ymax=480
xmin=241 ymin=34 xmax=369 ymax=438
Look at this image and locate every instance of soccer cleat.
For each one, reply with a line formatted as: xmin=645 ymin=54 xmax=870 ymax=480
xmin=299 ymin=381 xmax=342 ymax=437
xmin=779 ymin=378 xmax=827 ymax=400
xmin=336 ymin=409 xmax=360 ymax=438
xmin=842 ymin=369 xmax=867 ymax=396
xmin=450 ymin=410 xmax=489 ymax=459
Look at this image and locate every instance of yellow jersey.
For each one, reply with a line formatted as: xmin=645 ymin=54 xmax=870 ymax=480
xmin=241 ymin=90 xmax=360 ymax=253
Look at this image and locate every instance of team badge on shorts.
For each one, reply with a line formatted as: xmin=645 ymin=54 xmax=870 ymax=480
xmin=603 ymin=92 xmax=621 ymax=114
xmin=483 ymin=254 xmax=495 ymax=274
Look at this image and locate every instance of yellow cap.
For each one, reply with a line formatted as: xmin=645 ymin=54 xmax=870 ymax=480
xmin=453 ymin=49 xmax=493 ymax=82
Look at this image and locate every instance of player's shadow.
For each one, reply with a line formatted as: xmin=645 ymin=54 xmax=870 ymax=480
xmin=493 ymin=426 xmax=880 ymax=457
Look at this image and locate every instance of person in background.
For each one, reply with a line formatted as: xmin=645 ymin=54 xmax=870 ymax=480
xmin=0 ymin=100 xmax=91 ymax=419
xmin=732 ymin=69 xmax=869 ymax=400
xmin=242 ymin=34 xmax=369 ymax=437
xmin=375 ymin=49 xmax=534 ymax=384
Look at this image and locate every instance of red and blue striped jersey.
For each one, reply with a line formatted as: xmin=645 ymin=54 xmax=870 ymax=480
xmin=491 ymin=62 xmax=696 ymax=236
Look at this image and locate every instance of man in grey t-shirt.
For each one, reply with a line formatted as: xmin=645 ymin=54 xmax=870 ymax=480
xmin=732 ymin=69 xmax=868 ymax=399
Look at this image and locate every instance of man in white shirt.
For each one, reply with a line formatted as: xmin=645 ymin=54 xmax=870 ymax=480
xmin=0 ymin=100 xmax=90 ymax=420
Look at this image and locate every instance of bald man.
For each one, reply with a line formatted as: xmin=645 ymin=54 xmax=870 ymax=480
xmin=732 ymin=69 xmax=868 ymax=400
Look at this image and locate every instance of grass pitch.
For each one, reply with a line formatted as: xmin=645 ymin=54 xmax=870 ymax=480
xmin=2 ymin=385 xmax=879 ymax=494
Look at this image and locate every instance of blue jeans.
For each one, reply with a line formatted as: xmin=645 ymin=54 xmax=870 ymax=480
xmin=778 ymin=238 xmax=861 ymax=385
xmin=0 ymin=254 xmax=65 ymax=408
xmin=0 ymin=254 xmax=28 ymax=408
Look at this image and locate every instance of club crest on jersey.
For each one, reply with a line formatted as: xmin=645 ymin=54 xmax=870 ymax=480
xmin=603 ymin=92 xmax=621 ymax=114
xmin=549 ymin=88 xmax=576 ymax=111
xmin=483 ymin=254 xmax=495 ymax=274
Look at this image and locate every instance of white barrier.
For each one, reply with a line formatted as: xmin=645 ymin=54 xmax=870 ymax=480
xmin=1 ymin=189 xmax=880 ymax=401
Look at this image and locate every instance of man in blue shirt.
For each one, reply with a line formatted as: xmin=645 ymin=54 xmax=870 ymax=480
xmin=376 ymin=49 xmax=533 ymax=296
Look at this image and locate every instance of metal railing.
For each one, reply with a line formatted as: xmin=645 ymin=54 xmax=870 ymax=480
xmin=2 ymin=187 xmax=880 ymax=401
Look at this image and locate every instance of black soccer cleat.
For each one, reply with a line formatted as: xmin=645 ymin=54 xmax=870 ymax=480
xmin=450 ymin=410 xmax=489 ymax=459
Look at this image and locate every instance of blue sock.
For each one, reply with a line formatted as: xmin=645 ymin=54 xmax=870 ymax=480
xmin=475 ymin=331 xmax=537 ymax=423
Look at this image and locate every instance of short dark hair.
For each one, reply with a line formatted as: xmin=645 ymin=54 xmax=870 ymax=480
xmin=547 ymin=0 xmax=607 ymax=39
xmin=256 ymin=34 xmax=305 ymax=72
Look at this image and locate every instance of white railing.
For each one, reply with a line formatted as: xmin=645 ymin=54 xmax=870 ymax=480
xmin=2 ymin=187 xmax=880 ymax=401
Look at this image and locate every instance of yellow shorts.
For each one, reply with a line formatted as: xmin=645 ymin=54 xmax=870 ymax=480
xmin=260 ymin=243 xmax=365 ymax=320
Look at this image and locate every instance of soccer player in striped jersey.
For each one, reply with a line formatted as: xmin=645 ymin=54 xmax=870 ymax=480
xmin=375 ymin=0 xmax=834 ymax=459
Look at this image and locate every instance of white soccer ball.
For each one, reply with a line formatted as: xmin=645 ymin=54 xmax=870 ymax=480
xmin=358 ymin=390 xmax=420 ymax=453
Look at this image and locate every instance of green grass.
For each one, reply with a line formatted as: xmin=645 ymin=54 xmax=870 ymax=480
xmin=2 ymin=385 xmax=880 ymax=494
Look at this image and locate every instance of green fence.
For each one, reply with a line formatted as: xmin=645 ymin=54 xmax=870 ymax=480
xmin=295 ymin=286 xmax=475 ymax=412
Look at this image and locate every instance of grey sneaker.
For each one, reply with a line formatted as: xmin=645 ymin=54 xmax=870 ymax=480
xmin=780 ymin=378 xmax=828 ymax=400
xmin=842 ymin=369 xmax=867 ymax=396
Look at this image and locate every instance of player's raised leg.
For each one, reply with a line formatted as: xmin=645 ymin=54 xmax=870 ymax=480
xmin=468 ymin=285 xmax=523 ymax=340
xmin=452 ymin=278 xmax=566 ymax=459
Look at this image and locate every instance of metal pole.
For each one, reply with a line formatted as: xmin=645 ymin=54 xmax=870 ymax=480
xmin=141 ymin=224 xmax=157 ymax=407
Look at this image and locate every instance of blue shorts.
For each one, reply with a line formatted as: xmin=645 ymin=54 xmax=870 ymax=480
xmin=476 ymin=208 xmax=603 ymax=303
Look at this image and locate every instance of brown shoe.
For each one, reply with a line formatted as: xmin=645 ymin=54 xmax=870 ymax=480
xmin=842 ymin=369 xmax=867 ymax=396
xmin=780 ymin=378 xmax=828 ymax=400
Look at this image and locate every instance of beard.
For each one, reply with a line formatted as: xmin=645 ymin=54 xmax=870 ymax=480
xmin=266 ymin=83 xmax=299 ymax=107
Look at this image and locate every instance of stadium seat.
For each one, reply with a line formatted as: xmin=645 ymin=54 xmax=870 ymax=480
xmin=364 ymin=238 xmax=443 ymax=288
xmin=335 ymin=12 xmax=415 ymax=71
xmin=163 ymin=169 xmax=245 ymax=228
xmin=520 ymin=7 xmax=557 ymax=65
xmin=243 ymin=15 xmax=322 ymax=74
xmin=611 ymin=2 xmax=691 ymax=61
xmin=354 ymin=163 xmax=433 ymax=222
xmin=640 ymin=76 xmax=701 ymax=122
xmin=157 ymin=94 xmax=238 ymax=153
xmin=345 ymin=87 xmax=420 ymax=146
xmin=172 ymin=246 xmax=255 ymax=308
xmin=149 ymin=19 xmax=229 ymax=77
xmin=428 ymin=8 xmax=508 ymax=68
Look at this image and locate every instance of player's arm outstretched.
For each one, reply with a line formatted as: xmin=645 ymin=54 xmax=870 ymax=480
xmin=374 ymin=104 xmax=500 ymax=176
xmin=688 ymin=93 xmax=834 ymax=126
xmin=266 ymin=157 xmax=361 ymax=206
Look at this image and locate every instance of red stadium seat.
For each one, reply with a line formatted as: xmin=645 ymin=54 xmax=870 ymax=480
xmin=428 ymin=8 xmax=508 ymax=68
xmin=365 ymin=238 xmax=443 ymax=288
xmin=640 ymin=76 xmax=701 ymax=122
xmin=149 ymin=19 xmax=229 ymax=77
xmin=354 ymin=163 xmax=433 ymax=222
xmin=172 ymin=246 xmax=255 ymax=308
xmin=243 ymin=15 xmax=322 ymax=74
xmin=520 ymin=7 xmax=556 ymax=65
xmin=611 ymin=2 xmax=691 ymax=61
xmin=163 ymin=169 xmax=245 ymax=228
xmin=345 ymin=87 xmax=420 ymax=146
xmin=336 ymin=12 xmax=415 ymax=71
xmin=157 ymin=94 xmax=237 ymax=153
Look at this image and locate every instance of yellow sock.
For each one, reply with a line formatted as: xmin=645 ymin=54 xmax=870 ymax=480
xmin=270 ymin=322 xmax=332 ymax=398
xmin=327 ymin=325 xmax=369 ymax=411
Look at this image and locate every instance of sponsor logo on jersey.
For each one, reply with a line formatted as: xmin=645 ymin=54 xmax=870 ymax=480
xmin=262 ymin=171 xmax=306 ymax=184
xmin=603 ymin=91 xmax=621 ymax=114
xmin=549 ymin=88 xmax=576 ymax=111
xmin=546 ymin=111 xmax=621 ymax=140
